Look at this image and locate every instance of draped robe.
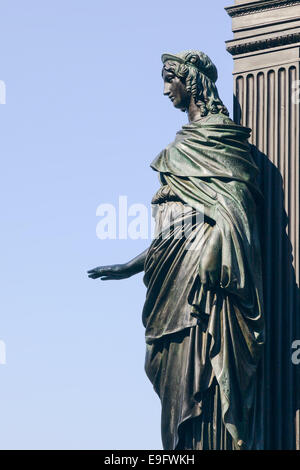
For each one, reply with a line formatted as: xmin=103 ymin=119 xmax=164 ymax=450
xmin=142 ymin=113 xmax=265 ymax=450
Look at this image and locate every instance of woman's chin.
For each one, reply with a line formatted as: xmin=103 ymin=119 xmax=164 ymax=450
xmin=173 ymin=102 xmax=186 ymax=112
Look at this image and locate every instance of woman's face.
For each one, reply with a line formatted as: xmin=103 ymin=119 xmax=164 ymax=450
xmin=162 ymin=65 xmax=190 ymax=111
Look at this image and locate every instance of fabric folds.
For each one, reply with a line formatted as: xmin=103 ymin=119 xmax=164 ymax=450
xmin=143 ymin=114 xmax=265 ymax=449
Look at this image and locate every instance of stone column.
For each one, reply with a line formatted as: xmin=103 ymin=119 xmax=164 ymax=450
xmin=226 ymin=0 xmax=300 ymax=450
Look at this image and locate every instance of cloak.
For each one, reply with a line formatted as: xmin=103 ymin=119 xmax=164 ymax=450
xmin=144 ymin=113 xmax=265 ymax=449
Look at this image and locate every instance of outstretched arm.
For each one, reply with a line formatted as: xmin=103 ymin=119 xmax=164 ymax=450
xmin=87 ymin=248 xmax=148 ymax=281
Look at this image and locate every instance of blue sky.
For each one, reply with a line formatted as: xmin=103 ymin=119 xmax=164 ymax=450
xmin=0 ymin=0 xmax=234 ymax=449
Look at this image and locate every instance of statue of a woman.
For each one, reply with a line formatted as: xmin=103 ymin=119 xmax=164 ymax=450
xmin=87 ymin=51 xmax=265 ymax=450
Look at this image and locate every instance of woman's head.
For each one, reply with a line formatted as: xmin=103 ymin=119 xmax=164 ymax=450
xmin=162 ymin=50 xmax=229 ymax=117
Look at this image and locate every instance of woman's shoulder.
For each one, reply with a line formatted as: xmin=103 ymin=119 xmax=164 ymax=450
xmin=199 ymin=112 xmax=234 ymax=126
xmin=189 ymin=113 xmax=251 ymax=138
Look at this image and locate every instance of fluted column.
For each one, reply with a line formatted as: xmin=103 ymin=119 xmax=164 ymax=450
xmin=226 ymin=0 xmax=300 ymax=450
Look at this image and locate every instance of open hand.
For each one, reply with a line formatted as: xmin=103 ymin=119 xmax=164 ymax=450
xmin=87 ymin=264 xmax=131 ymax=280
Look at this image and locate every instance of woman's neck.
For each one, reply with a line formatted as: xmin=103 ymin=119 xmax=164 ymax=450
xmin=187 ymin=98 xmax=205 ymax=123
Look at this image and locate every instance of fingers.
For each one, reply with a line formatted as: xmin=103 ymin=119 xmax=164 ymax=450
xmin=87 ymin=266 xmax=126 ymax=281
xmin=87 ymin=264 xmax=130 ymax=281
xmin=87 ymin=270 xmax=105 ymax=279
xmin=88 ymin=272 xmax=114 ymax=280
xmin=209 ymin=271 xmax=218 ymax=286
xmin=87 ymin=266 xmax=113 ymax=279
xmin=87 ymin=266 xmax=110 ymax=275
xmin=200 ymin=269 xmax=218 ymax=291
xmin=200 ymin=270 xmax=207 ymax=287
xmin=88 ymin=273 xmax=100 ymax=279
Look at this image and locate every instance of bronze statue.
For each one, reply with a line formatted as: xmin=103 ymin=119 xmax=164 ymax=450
xmin=87 ymin=51 xmax=265 ymax=450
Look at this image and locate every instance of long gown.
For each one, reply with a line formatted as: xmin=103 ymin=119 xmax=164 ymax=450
xmin=142 ymin=113 xmax=265 ymax=450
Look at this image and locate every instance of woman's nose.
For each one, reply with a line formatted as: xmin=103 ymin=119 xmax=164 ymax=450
xmin=163 ymin=83 xmax=170 ymax=96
